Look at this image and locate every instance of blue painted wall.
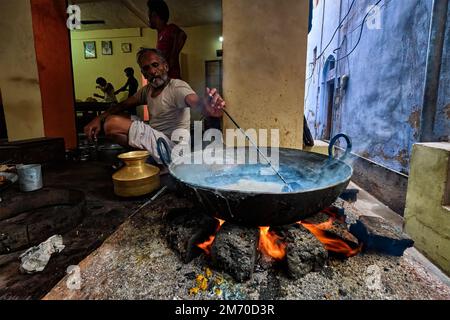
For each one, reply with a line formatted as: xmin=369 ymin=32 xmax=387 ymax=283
xmin=304 ymin=0 xmax=449 ymax=174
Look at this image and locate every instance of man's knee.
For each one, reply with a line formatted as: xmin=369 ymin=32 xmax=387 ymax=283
xmin=104 ymin=115 xmax=131 ymax=137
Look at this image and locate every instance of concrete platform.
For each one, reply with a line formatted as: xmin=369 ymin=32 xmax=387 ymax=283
xmin=303 ymin=140 xmax=329 ymax=156
xmin=404 ymin=143 xmax=450 ymax=276
xmin=42 ymin=181 xmax=450 ymax=300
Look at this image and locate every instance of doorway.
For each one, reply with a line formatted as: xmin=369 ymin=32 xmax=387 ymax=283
xmin=204 ymin=59 xmax=223 ymax=131
xmin=324 ymin=80 xmax=335 ymax=140
xmin=320 ymin=55 xmax=336 ymax=141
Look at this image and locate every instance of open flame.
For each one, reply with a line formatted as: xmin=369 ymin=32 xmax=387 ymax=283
xmin=196 ymin=208 xmax=361 ymax=259
xmin=258 ymin=227 xmax=286 ymax=260
xmin=299 ymin=218 xmax=361 ymax=257
xmin=196 ymin=219 xmax=225 ymax=255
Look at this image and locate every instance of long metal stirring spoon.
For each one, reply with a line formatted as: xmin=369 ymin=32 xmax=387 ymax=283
xmin=218 ymin=106 xmax=293 ymax=192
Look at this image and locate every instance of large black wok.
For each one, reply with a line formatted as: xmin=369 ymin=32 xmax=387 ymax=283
xmin=157 ymin=134 xmax=353 ymax=227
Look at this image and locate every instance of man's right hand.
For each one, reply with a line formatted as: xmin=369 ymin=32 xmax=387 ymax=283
xmin=84 ymin=117 xmax=102 ymax=141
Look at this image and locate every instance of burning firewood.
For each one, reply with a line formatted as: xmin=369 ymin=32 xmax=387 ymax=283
xmin=210 ymin=222 xmax=259 ymax=282
xmin=274 ymin=224 xmax=328 ymax=279
xmin=163 ymin=207 xmax=219 ymax=263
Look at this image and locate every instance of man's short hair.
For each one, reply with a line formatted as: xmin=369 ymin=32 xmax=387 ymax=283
xmin=147 ymin=0 xmax=170 ymax=23
xmin=124 ymin=67 xmax=134 ymax=75
xmin=96 ymin=77 xmax=106 ymax=85
xmin=136 ymin=48 xmax=167 ymax=65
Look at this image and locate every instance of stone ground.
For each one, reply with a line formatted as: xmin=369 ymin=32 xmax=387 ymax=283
xmin=43 ymin=192 xmax=450 ymax=300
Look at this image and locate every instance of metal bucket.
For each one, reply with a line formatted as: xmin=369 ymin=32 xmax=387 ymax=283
xmin=16 ymin=164 xmax=43 ymax=192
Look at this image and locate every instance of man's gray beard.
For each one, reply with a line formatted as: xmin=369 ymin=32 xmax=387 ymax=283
xmin=149 ymin=74 xmax=168 ymax=88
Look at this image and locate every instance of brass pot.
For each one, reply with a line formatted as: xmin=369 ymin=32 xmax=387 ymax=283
xmin=112 ymin=151 xmax=160 ymax=197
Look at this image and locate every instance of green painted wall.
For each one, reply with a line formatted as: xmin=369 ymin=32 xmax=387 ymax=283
xmin=404 ymin=143 xmax=450 ymax=275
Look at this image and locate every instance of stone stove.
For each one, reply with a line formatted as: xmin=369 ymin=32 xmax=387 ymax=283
xmin=41 ymin=191 xmax=450 ymax=300
xmin=163 ymin=202 xmax=362 ymax=282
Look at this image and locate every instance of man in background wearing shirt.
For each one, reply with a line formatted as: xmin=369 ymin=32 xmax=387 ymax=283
xmin=147 ymin=0 xmax=187 ymax=80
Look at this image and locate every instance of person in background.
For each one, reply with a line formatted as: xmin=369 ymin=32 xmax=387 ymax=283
xmin=94 ymin=77 xmax=117 ymax=103
xmin=115 ymin=67 xmax=139 ymax=98
xmin=147 ymin=0 xmax=187 ymax=80
xmin=84 ymin=48 xmax=224 ymax=164
xmin=114 ymin=67 xmax=139 ymax=115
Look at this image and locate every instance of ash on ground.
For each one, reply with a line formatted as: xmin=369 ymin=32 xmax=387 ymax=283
xmin=44 ymin=193 xmax=450 ymax=300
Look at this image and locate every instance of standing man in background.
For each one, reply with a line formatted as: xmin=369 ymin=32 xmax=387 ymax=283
xmin=115 ymin=67 xmax=139 ymax=115
xmin=147 ymin=0 xmax=187 ymax=80
xmin=115 ymin=67 xmax=139 ymax=98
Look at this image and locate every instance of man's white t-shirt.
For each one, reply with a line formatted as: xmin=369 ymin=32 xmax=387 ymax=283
xmin=133 ymin=79 xmax=195 ymax=138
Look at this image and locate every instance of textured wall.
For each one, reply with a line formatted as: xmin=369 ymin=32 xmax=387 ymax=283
xmin=222 ymin=0 xmax=309 ymax=149
xmin=304 ymin=0 xmax=449 ymax=174
xmin=0 ymin=0 xmax=44 ymax=141
xmin=404 ymin=143 xmax=450 ymax=275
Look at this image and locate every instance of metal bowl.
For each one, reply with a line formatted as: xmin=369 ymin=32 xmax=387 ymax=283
xmin=157 ymin=133 xmax=353 ymax=226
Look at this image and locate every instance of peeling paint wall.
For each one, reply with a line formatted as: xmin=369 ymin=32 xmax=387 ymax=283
xmin=435 ymin=10 xmax=450 ymax=142
xmin=304 ymin=0 xmax=450 ymax=174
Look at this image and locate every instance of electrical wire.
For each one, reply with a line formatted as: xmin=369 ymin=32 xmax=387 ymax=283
xmin=305 ymin=0 xmax=388 ymax=120
xmin=304 ymin=0 xmax=356 ymax=81
xmin=347 ymin=0 xmax=393 ymax=35
xmin=314 ymin=0 xmax=357 ymax=63
xmin=306 ymin=0 xmax=387 ymax=98
xmin=336 ymin=0 xmax=385 ymax=62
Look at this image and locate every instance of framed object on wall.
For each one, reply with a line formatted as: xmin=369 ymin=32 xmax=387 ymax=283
xmin=83 ymin=41 xmax=96 ymax=59
xmin=101 ymin=41 xmax=113 ymax=55
xmin=121 ymin=43 xmax=132 ymax=53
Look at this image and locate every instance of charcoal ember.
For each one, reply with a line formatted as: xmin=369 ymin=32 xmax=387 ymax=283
xmin=349 ymin=215 xmax=414 ymax=256
xmin=303 ymin=212 xmax=359 ymax=249
xmin=332 ymin=197 xmax=346 ymax=208
xmin=325 ymin=221 xmax=360 ymax=248
xmin=210 ymin=222 xmax=258 ymax=282
xmin=255 ymin=252 xmax=277 ymax=272
xmin=323 ymin=206 xmax=346 ymax=222
xmin=303 ymin=212 xmax=330 ymax=224
xmin=339 ymin=188 xmax=359 ymax=203
xmin=304 ymin=207 xmax=346 ymax=224
xmin=281 ymin=224 xmax=328 ymax=279
xmin=163 ymin=207 xmax=218 ymax=263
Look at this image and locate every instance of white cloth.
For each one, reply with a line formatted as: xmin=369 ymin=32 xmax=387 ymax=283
xmin=19 ymin=235 xmax=65 ymax=274
xmin=128 ymin=121 xmax=174 ymax=164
